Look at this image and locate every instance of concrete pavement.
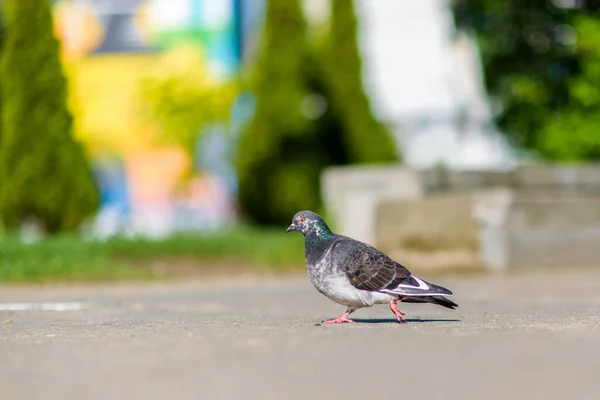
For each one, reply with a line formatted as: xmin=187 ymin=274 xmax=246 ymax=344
xmin=1 ymin=269 xmax=600 ymax=400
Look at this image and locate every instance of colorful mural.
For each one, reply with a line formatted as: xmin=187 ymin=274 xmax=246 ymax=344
xmin=53 ymin=0 xmax=240 ymax=77
xmin=51 ymin=0 xmax=243 ymax=237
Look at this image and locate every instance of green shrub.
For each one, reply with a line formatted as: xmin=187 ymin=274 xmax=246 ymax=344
xmin=0 ymin=0 xmax=99 ymax=232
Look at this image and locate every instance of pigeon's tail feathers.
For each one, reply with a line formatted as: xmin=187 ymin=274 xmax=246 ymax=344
xmin=428 ymin=295 xmax=458 ymax=309
xmin=424 ymin=281 xmax=453 ymax=296
xmin=380 ymin=275 xmax=453 ymax=297
xmin=399 ymin=295 xmax=459 ymax=310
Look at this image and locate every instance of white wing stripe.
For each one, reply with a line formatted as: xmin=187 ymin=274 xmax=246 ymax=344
xmin=395 ymin=276 xmax=430 ymax=291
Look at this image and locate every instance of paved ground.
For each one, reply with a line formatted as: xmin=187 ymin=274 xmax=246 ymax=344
xmin=1 ymin=269 xmax=600 ymax=400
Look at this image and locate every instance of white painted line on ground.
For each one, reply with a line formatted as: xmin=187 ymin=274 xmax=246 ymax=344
xmin=0 ymin=302 xmax=88 ymax=311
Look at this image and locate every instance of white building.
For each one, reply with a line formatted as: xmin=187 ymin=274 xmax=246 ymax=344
xmin=350 ymin=0 xmax=516 ymax=170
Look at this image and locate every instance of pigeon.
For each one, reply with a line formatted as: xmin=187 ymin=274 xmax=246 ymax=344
xmin=286 ymin=210 xmax=458 ymax=324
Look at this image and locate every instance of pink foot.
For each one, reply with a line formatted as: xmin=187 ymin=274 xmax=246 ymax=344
xmin=389 ymin=300 xmax=406 ymax=322
xmin=322 ymin=316 xmax=354 ymax=324
xmin=321 ymin=309 xmax=355 ymax=324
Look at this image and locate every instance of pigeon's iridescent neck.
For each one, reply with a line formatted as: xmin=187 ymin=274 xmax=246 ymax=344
xmin=310 ymin=224 xmax=334 ymax=241
xmin=304 ymin=224 xmax=336 ymax=266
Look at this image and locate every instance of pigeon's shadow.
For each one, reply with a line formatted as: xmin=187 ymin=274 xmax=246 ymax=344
xmin=349 ymin=318 xmax=461 ymax=324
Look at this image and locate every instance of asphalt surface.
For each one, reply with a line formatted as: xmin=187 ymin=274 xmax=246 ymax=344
xmin=1 ymin=269 xmax=600 ymax=400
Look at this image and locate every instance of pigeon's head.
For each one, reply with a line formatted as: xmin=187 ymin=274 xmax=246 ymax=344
xmin=286 ymin=210 xmax=331 ymax=237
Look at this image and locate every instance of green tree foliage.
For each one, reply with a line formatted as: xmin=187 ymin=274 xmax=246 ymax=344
xmin=541 ymin=16 xmax=600 ymax=160
xmin=236 ymin=0 xmax=315 ymax=225
xmin=236 ymin=0 xmax=397 ymax=226
xmin=0 ymin=0 xmax=99 ymax=232
xmin=320 ymin=0 xmax=397 ymax=163
xmin=453 ymin=0 xmax=600 ymax=160
xmin=0 ymin=6 xmax=4 ymax=188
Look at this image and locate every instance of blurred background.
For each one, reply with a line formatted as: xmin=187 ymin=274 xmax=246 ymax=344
xmin=2 ymin=0 xmax=600 ymax=282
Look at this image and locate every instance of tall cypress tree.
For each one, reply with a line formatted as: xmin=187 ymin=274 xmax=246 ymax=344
xmin=0 ymin=0 xmax=99 ymax=232
xmin=236 ymin=0 xmax=317 ymax=225
xmin=236 ymin=0 xmax=398 ymax=226
xmin=321 ymin=0 xmax=397 ymax=163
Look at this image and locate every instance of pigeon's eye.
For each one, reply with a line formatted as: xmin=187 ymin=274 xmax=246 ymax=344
xmin=300 ymin=217 xmax=306 ymax=223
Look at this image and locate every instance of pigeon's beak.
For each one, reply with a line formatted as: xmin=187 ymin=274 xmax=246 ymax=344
xmin=286 ymin=223 xmax=296 ymax=233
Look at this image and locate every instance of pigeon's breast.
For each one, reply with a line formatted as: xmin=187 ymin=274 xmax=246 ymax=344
xmin=309 ymin=254 xmax=393 ymax=307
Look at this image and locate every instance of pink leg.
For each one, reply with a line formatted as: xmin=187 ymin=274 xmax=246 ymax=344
xmin=389 ymin=299 xmax=406 ymax=322
xmin=322 ymin=308 xmax=356 ymax=324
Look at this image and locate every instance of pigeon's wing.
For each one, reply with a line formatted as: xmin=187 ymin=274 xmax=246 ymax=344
xmin=330 ymin=237 xmax=411 ymax=292
xmin=331 ymin=237 xmax=453 ymax=296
